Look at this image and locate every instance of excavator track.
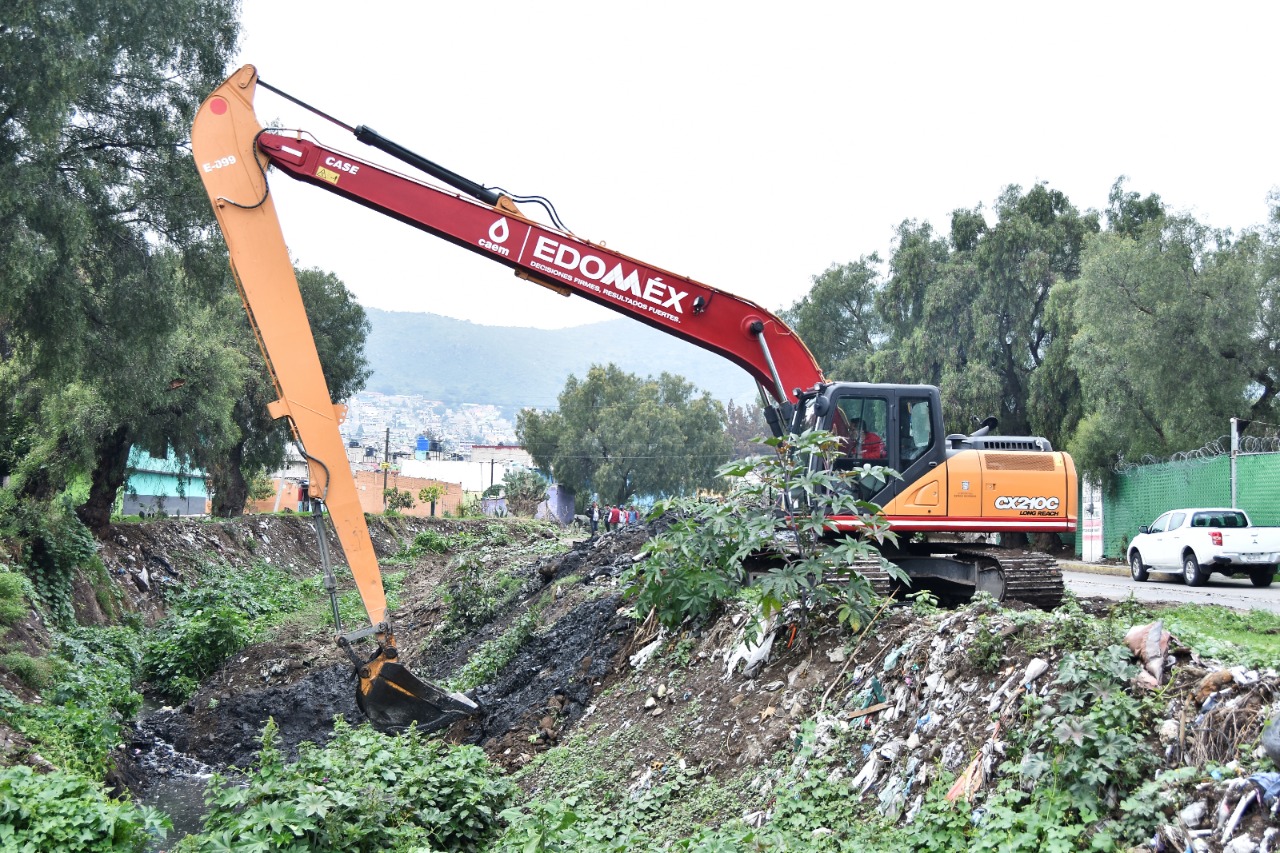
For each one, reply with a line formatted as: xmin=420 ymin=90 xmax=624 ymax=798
xmin=947 ymin=547 xmax=1065 ymax=610
xmin=839 ymin=556 xmax=899 ymax=598
xmin=810 ymin=548 xmax=1064 ymax=610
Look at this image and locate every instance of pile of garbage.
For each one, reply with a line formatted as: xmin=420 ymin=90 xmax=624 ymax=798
xmin=668 ymin=599 xmax=1280 ymax=851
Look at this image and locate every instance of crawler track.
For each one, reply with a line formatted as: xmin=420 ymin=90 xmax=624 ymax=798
xmin=949 ymin=547 xmax=1065 ymax=610
xmin=753 ymin=545 xmax=1065 ymax=611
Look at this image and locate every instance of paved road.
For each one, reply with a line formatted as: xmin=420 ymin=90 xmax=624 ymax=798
xmin=1061 ymin=563 xmax=1280 ymax=613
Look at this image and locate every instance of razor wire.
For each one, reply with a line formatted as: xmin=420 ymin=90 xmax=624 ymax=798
xmin=1114 ymin=431 xmax=1280 ymax=474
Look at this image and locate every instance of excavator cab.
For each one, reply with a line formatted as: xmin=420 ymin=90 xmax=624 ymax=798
xmin=811 ymin=383 xmax=944 ymax=504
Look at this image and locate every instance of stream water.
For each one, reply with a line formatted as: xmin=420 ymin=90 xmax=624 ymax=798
xmin=130 ymin=714 xmax=225 ymax=851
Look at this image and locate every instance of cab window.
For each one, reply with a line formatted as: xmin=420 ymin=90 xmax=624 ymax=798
xmin=831 ymin=397 xmax=888 ymax=463
xmin=1147 ymin=513 xmax=1171 ymax=534
xmin=899 ymin=397 xmax=934 ymax=465
xmin=1168 ymin=512 xmax=1186 ymax=530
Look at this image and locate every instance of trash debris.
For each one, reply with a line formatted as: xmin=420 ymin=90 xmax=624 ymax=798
xmin=1263 ymin=716 xmax=1280 ymax=767
xmin=1126 ymin=620 xmax=1173 ymax=682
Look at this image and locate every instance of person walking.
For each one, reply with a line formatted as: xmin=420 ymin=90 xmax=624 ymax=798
xmin=608 ymin=505 xmax=621 ymax=532
xmin=589 ymin=502 xmax=600 ymax=535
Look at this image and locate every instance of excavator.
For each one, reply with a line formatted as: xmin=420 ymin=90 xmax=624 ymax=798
xmin=192 ymin=65 xmax=1077 ymax=731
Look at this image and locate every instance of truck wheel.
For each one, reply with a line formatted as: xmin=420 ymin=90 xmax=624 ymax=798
xmin=1251 ymin=567 xmax=1276 ymax=588
xmin=1129 ymin=551 xmax=1149 ymax=582
xmin=1182 ymin=553 xmax=1208 ymax=587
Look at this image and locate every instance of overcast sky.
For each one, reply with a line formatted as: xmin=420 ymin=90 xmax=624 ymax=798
xmin=234 ymin=2 xmax=1279 ymax=330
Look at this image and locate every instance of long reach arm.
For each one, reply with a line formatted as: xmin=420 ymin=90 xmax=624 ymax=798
xmin=193 ymin=65 xmax=477 ymax=731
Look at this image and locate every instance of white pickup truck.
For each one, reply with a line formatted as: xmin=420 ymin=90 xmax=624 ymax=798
xmin=1128 ymin=508 xmax=1280 ymax=587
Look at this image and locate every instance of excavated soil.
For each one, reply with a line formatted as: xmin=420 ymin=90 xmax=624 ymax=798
xmin=90 ymin=515 xmax=1280 ymax=851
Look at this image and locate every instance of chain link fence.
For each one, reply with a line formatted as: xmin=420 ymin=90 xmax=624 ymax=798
xmin=1100 ymin=433 xmax=1280 ymax=558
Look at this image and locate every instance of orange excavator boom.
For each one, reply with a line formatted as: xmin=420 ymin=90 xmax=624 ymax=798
xmin=192 ymin=65 xmax=477 ymax=731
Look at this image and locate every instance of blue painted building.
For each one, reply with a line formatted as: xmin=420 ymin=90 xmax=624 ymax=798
xmin=121 ymin=448 xmax=208 ymax=517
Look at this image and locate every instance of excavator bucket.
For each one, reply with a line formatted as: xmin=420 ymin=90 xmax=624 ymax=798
xmin=356 ymin=646 xmax=481 ymax=733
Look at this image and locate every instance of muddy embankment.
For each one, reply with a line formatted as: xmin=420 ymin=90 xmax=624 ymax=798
xmin=98 ymin=515 xmax=1280 ymax=851
xmin=104 ymin=515 xmax=646 ymax=771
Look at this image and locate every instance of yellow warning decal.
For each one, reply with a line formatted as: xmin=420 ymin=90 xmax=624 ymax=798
xmin=316 ymin=167 xmax=340 ymax=185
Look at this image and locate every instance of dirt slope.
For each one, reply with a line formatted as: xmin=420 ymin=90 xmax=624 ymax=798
xmin=103 ymin=515 xmax=1280 ymax=851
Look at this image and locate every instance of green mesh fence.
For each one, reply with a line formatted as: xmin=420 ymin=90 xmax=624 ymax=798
xmin=1237 ymin=453 xmax=1280 ymax=526
xmin=1102 ymin=453 xmax=1280 ymax=557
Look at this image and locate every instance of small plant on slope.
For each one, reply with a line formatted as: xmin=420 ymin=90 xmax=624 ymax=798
xmin=623 ymin=429 xmax=906 ymax=634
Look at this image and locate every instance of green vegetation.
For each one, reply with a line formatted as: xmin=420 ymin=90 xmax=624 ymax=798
xmin=401 ymin=527 xmax=479 ymax=558
xmin=5 ymin=503 xmax=98 ymax=625
xmin=143 ymin=605 xmax=250 ymax=704
xmin=450 ymin=606 xmax=542 ymax=692
xmin=441 ymin=553 xmax=523 ymax=641
xmin=0 ymin=765 xmax=169 ymax=853
xmin=1146 ymin=603 xmax=1280 ymax=669
xmin=0 ymin=652 xmax=51 ymax=690
xmin=514 ymin=721 xmax=650 ymax=810
xmin=0 ymin=568 xmax=33 ymax=627
xmin=500 ymin=468 xmax=548 ymax=516
xmin=967 ymin=592 xmax=1129 ymax=673
xmin=417 ymin=483 xmax=446 ymax=515
xmin=0 ymin=625 xmax=144 ymax=778
xmin=500 ymin=767 xmax=755 ymax=851
xmin=177 ymin=718 xmax=513 ymax=852
xmin=382 ymin=487 xmax=414 ymax=512
xmin=495 ymin=640 xmax=1172 ymax=852
xmin=624 ymin=430 xmax=906 ymax=634
xmin=518 ymin=364 xmax=731 ymax=506
xmin=142 ymin=561 xmax=313 ymax=702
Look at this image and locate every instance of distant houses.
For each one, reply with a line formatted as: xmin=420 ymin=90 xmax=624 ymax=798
xmin=121 ymin=423 xmax=559 ymax=522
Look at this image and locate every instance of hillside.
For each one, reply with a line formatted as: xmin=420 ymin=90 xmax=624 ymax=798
xmin=362 ymin=308 xmax=760 ymax=410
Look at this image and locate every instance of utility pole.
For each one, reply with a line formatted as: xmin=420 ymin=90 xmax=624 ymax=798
xmin=382 ymin=427 xmax=391 ymax=508
xmin=1230 ymin=417 xmax=1239 ymax=509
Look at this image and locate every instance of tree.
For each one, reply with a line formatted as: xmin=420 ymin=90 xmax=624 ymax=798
xmin=723 ymin=399 xmax=769 ymax=459
xmin=1105 ymin=176 xmax=1165 ymax=238
xmin=782 ymin=256 xmax=885 ymax=381
xmin=383 ymin=488 xmax=414 ymax=512
xmin=517 ymin=364 xmax=730 ymax=506
xmin=0 ymin=0 xmax=240 ymax=533
xmin=418 ymin=484 xmax=446 ymax=516
xmin=501 ymin=469 xmax=547 ymax=517
xmin=870 ymin=185 xmax=1098 ymax=445
xmin=1069 ymin=213 xmax=1270 ymax=480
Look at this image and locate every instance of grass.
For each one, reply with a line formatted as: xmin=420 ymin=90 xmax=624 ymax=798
xmin=515 ymin=721 xmax=648 ymax=807
xmin=0 ymin=652 xmax=52 ymax=690
xmin=0 ymin=571 xmax=31 ymax=626
xmin=448 ymin=605 xmax=543 ymax=691
xmin=1154 ymin=603 xmax=1280 ymax=668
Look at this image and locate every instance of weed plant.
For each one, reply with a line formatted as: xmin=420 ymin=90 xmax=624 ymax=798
xmin=178 ymin=717 xmax=513 ymax=852
xmin=441 ymin=554 xmax=521 ymax=641
xmin=449 ymin=604 xmax=542 ymax=691
xmin=1155 ymin=603 xmax=1280 ymax=668
xmin=5 ymin=500 xmax=96 ymax=625
xmin=0 ymin=765 xmax=169 ymax=852
xmin=624 ymin=430 xmax=906 ymax=638
xmin=0 ymin=567 xmax=34 ymax=626
xmin=142 ymin=561 xmax=315 ymax=702
xmin=0 ymin=625 xmax=144 ymax=777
